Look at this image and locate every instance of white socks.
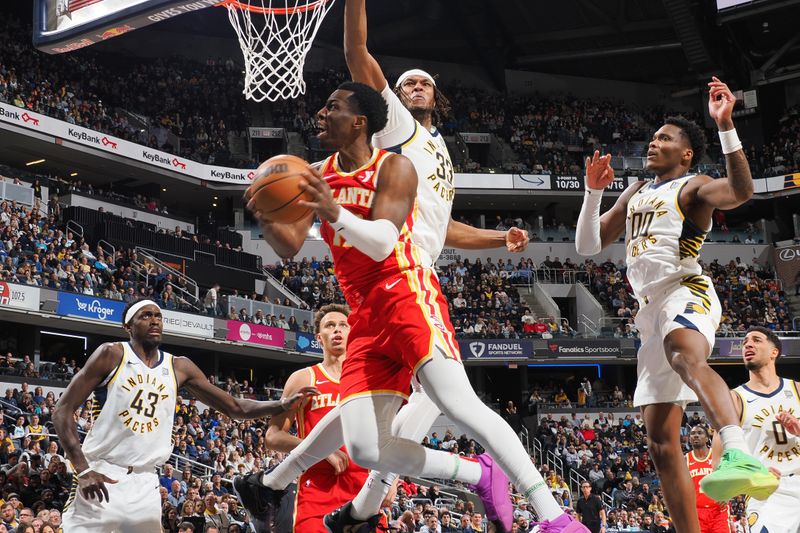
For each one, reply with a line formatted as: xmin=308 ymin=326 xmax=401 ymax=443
xmin=719 ymin=425 xmax=748 ymax=452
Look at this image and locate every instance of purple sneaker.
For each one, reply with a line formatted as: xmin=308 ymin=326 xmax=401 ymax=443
xmin=469 ymin=454 xmax=513 ymax=531
xmin=533 ymin=513 xmax=590 ymax=533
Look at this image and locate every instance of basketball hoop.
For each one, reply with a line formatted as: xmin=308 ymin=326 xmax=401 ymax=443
xmin=222 ymin=0 xmax=336 ymax=102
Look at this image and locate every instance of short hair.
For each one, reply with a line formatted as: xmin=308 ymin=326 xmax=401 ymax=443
xmin=177 ymin=523 xmax=195 ymax=532
xmin=664 ymin=116 xmax=706 ymax=167
xmin=746 ymin=326 xmax=782 ymax=356
xmin=337 ymin=81 xmax=389 ymax=137
xmin=314 ymin=304 xmax=351 ymax=334
xmin=690 ymin=424 xmax=710 ymax=438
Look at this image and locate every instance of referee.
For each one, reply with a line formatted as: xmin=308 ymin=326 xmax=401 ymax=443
xmin=575 ymin=482 xmax=606 ymax=533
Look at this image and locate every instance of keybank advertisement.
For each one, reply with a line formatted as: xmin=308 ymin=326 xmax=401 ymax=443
xmin=458 ymin=339 xmax=532 ymax=359
xmin=57 ymin=294 xmax=125 ymax=322
xmin=0 ymin=283 xmax=39 ymax=311
xmin=0 ymin=101 xmax=255 ymax=185
xmin=226 ymin=320 xmax=284 ymax=348
xmin=296 ymin=332 xmax=323 ymax=355
xmin=162 ymin=310 xmax=214 ymax=338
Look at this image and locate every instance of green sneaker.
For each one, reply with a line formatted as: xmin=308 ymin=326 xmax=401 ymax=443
xmin=699 ymin=449 xmax=779 ymax=502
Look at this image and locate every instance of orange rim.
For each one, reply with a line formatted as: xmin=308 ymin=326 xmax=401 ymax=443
xmin=220 ymin=0 xmax=328 ymax=15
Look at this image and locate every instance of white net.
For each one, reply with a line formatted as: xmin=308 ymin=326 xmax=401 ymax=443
xmin=224 ymin=0 xmax=336 ymax=102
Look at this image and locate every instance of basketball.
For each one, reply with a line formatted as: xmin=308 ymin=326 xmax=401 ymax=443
xmin=246 ymin=154 xmax=313 ymax=224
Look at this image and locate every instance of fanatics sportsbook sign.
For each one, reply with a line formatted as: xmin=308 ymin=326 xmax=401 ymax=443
xmin=535 ymin=339 xmax=622 ymax=357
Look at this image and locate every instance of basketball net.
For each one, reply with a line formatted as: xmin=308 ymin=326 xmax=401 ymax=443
xmin=222 ymin=0 xmax=336 ymax=102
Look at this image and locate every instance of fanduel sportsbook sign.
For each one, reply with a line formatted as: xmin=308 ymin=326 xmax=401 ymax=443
xmin=458 ymin=339 xmax=532 ymax=360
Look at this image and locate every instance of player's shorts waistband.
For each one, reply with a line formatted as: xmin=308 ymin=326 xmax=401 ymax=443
xmin=88 ymin=459 xmax=157 ymax=476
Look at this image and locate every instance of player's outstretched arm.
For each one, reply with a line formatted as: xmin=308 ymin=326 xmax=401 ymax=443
xmin=245 ymin=181 xmax=315 ymax=259
xmin=445 ymin=219 xmax=529 ymax=252
xmin=344 ymin=0 xmax=387 ymax=91
xmin=52 ymin=342 xmax=122 ymax=502
xmin=696 ymin=77 xmax=754 ymax=210
xmin=576 ymin=151 xmax=644 ymax=255
xmin=175 ymin=356 xmax=318 ymax=419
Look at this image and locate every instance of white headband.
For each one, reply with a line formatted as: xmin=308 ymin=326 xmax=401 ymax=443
xmin=124 ymin=300 xmax=162 ymax=325
xmin=395 ymin=69 xmax=436 ymax=88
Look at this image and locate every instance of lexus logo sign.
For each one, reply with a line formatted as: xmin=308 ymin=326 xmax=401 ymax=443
xmin=469 ymin=342 xmax=485 ymax=358
xmin=778 ymin=247 xmax=798 ymax=262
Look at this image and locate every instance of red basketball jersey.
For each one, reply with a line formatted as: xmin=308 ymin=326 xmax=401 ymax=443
xmin=319 ymin=148 xmax=424 ymax=312
xmin=687 ymin=449 xmax=723 ymax=509
xmin=295 ymin=363 xmax=366 ymax=479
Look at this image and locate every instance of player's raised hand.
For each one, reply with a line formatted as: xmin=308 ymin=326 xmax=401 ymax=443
xmin=78 ymin=470 xmax=118 ymax=503
xmin=585 ymin=150 xmax=613 ymax=190
xmin=325 ymin=449 xmax=350 ymax=475
xmin=776 ymin=411 xmax=800 ymax=436
xmin=708 ymin=76 xmax=736 ymax=128
xmin=297 ymin=165 xmax=340 ymax=222
xmin=506 ymin=227 xmax=529 ymax=252
xmin=280 ymin=386 xmax=319 ymax=412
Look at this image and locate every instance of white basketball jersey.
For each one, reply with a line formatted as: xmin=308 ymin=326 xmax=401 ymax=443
xmin=625 ymin=175 xmax=710 ymax=298
xmin=373 ymin=83 xmax=454 ymax=266
xmin=82 ymin=342 xmax=178 ymax=470
xmin=734 ymin=378 xmax=800 ymax=475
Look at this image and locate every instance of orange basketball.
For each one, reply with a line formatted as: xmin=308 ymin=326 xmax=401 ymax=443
xmin=246 ymin=154 xmax=313 ymax=224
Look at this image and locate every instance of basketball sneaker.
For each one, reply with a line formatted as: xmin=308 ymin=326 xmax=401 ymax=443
xmin=532 ymin=513 xmax=591 ymax=533
xmin=699 ymin=449 xmax=779 ymax=501
xmin=469 ymin=453 xmax=514 ymax=531
xmin=323 ymin=502 xmax=383 ymax=533
xmin=232 ymin=470 xmax=285 ymax=522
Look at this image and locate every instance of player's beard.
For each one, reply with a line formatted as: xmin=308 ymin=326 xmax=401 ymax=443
xmin=744 ymin=359 xmax=764 ymax=371
xmin=141 ymin=337 xmax=161 ymax=352
xmin=408 ymin=104 xmax=433 ymax=125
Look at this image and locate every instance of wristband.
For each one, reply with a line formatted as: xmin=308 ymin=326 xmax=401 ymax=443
xmin=718 ymin=128 xmax=742 ymax=155
xmin=76 ymin=468 xmax=93 ymax=478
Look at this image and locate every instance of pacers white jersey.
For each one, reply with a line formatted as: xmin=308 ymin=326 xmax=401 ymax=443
xmin=625 ymin=175 xmax=710 ymax=298
xmin=734 ymin=378 xmax=800 ymax=474
xmin=373 ymin=83 xmax=454 ymax=266
xmin=81 ymin=342 xmax=178 ymax=470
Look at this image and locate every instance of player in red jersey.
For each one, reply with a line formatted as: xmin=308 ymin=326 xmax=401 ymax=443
xmin=235 ymin=81 xmax=512 ymax=530
xmin=686 ymin=426 xmax=730 ymax=533
xmin=264 ymin=304 xmax=368 ymax=533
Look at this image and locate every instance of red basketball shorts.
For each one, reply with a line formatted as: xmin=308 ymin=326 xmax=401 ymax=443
xmin=697 ymin=506 xmax=731 ymax=533
xmin=340 ymin=266 xmax=461 ymax=403
xmin=293 ymin=464 xmax=369 ymax=533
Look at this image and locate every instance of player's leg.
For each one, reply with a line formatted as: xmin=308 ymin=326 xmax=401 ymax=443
xmin=349 ymin=385 xmax=440 ymax=521
xmin=642 ymin=402 xmax=701 ymax=533
xmin=664 ymin=327 xmax=778 ymax=501
xmin=416 ymin=352 xmax=577 ymax=527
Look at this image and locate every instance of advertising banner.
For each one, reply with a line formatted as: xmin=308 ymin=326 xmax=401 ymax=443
xmin=249 ymin=127 xmax=285 ymax=139
xmin=57 ymin=294 xmax=125 ymax=323
xmin=458 ymin=339 xmax=532 ymax=360
xmin=774 ymin=243 xmax=800 ymax=295
xmin=459 ymin=132 xmax=491 ymax=144
xmin=536 ymin=339 xmax=622 ymax=357
xmin=226 ymin=320 xmax=285 ymax=348
xmin=162 ymin=310 xmax=214 ymax=338
xmin=296 ymin=332 xmax=323 ymax=355
xmin=0 ymin=283 xmax=39 ymax=311
xmin=0 ymin=101 xmax=255 ymax=185
xmin=511 ymin=174 xmax=551 ymax=190
xmin=716 ymin=338 xmax=744 ymax=357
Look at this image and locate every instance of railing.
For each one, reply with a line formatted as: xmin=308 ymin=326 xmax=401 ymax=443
xmin=520 ymin=426 xmax=531 ymax=454
xmin=546 ymin=449 xmax=564 ymax=481
xmin=226 ymin=295 xmax=314 ymax=325
xmin=97 ymin=239 xmax=115 ymax=259
xmin=579 ymin=313 xmax=599 ymax=337
xmin=261 ymin=266 xmax=308 ymax=310
xmin=532 ymin=437 xmax=544 ymax=467
xmin=136 ymin=247 xmax=203 ymax=312
xmin=167 ymin=453 xmax=216 ymax=480
xmin=66 ymin=219 xmax=84 ymax=239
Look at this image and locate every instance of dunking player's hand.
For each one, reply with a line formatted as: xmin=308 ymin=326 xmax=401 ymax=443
xmin=78 ymin=470 xmax=118 ymax=503
xmin=298 ymin=166 xmax=340 ymax=223
xmin=585 ymin=150 xmax=613 ymax=190
xmin=708 ymin=76 xmax=735 ymax=130
xmin=776 ymin=411 xmax=800 ymax=436
xmin=280 ymin=386 xmax=320 ymax=413
xmin=506 ymin=227 xmax=529 ymax=252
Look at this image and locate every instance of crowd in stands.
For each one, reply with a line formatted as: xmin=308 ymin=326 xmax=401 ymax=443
xmin=4 ymin=11 xmax=798 ymax=180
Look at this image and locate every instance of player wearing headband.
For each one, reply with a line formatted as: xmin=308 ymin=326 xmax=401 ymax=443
xmin=53 ymin=298 xmax=317 ymax=533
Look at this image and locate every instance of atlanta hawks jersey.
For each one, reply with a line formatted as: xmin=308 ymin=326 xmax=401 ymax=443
xmin=81 ymin=342 xmax=177 ymax=470
xmin=626 ymin=175 xmax=710 ymax=298
xmin=373 ymin=83 xmax=454 ymax=266
xmin=734 ymin=378 xmax=800 ymax=474
xmin=319 ymin=148 xmax=426 ymax=312
xmin=687 ymin=449 xmax=724 ymax=509
xmin=295 ymin=364 xmax=366 ymax=478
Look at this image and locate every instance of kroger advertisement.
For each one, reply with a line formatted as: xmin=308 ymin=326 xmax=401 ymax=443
xmin=57 ymin=294 xmax=125 ymax=323
xmin=0 ymin=101 xmax=255 ymax=185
